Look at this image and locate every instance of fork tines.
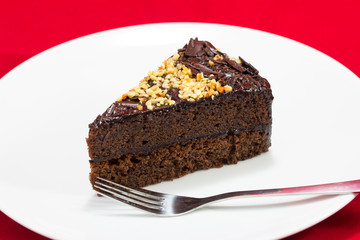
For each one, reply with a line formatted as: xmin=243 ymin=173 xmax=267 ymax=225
xmin=94 ymin=177 xmax=165 ymax=212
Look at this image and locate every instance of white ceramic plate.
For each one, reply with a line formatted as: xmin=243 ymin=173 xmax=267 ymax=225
xmin=1 ymin=23 xmax=359 ymax=240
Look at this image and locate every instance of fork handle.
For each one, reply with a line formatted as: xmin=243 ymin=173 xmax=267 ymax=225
xmin=203 ymin=179 xmax=360 ymax=203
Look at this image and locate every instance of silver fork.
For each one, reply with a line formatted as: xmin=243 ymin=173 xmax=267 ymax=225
xmin=94 ymin=177 xmax=360 ymax=216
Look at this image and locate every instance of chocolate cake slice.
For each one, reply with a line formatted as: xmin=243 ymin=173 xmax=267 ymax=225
xmin=87 ymin=38 xmax=273 ymax=188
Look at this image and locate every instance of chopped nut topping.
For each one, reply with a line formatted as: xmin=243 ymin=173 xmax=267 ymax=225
xmin=118 ymin=52 xmax=234 ymax=110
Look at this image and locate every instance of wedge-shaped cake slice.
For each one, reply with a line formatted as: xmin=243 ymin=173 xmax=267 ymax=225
xmin=87 ymin=38 xmax=273 ymax=188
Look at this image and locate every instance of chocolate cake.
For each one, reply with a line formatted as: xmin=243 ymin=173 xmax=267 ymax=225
xmin=87 ymin=38 xmax=273 ymax=188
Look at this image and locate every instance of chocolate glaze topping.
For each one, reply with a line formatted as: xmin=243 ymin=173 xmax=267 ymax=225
xmin=89 ymin=38 xmax=272 ymax=129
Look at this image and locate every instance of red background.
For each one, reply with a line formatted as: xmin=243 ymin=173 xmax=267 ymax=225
xmin=1 ymin=0 xmax=359 ymax=239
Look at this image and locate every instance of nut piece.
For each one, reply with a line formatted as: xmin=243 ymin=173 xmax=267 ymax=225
xmin=127 ymin=90 xmax=136 ymax=98
xmin=217 ymin=86 xmax=224 ymax=94
xmin=213 ymin=55 xmax=223 ymax=61
xmin=224 ymin=85 xmax=233 ymax=92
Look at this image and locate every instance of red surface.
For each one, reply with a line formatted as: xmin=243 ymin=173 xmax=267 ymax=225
xmin=1 ymin=0 xmax=359 ymax=239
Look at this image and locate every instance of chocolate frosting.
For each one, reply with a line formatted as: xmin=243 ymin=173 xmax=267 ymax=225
xmin=89 ymin=38 xmax=272 ymax=129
